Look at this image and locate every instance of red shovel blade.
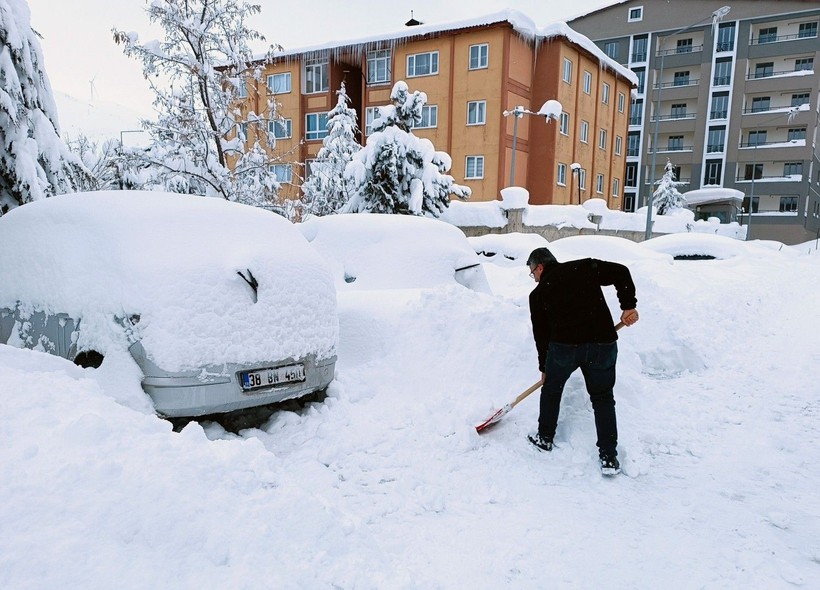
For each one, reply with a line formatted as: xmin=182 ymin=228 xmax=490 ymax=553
xmin=475 ymin=404 xmax=513 ymax=433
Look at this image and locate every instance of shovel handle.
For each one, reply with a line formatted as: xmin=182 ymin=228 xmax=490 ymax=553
xmin=511 ymin=321 xmax=626 ymax=409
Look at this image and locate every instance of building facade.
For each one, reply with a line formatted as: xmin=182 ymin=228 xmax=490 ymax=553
xmin=237 ymin=12 xmax=635 ymax=209
xmin=569 ymin=0 xmax=820 ymax=244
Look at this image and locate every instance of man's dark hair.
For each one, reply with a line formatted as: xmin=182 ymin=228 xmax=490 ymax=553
xmin=526 ymin=247 xmax=558 ymax=268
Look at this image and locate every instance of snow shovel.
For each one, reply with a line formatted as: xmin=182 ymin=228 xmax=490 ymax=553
xmin=475 ymin=321 xmax=626 ymax=433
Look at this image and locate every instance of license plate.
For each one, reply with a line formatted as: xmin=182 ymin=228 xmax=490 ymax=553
xmin=240 ymin=364 xmax=305 ymax=391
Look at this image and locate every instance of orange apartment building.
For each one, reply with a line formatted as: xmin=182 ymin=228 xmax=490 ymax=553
xmin=237 ymin=11 xmax=637 ymax=208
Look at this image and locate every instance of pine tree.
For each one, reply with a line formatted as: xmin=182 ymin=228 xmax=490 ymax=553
xmin=301 ymin=83 xmax=361 ymax=216
xmin=653 ymin=159 xmax=687 ymax=215
xmin=0 ymin=0 xmax=86 ymax=213
xmin=344 ymin=81 xmax=470 ymax=216
xmin=112 ymin=0 xmax=282 ymax=205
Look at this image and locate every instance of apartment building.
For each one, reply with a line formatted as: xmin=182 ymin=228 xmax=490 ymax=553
xmin=569 ymin=0 xmax=820 ymax=244
xmin=237 ymin=11 xmax=636 ymax=208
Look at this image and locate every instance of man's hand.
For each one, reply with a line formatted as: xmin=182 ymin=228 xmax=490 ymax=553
xmin=621 ymin=309 xmax=639 ymax=327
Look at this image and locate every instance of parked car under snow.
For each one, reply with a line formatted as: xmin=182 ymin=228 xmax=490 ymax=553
xmin=298 ymin=213 xmax=492 ymax=293
xmin=0 ymin=191 xmax=338 ymax=418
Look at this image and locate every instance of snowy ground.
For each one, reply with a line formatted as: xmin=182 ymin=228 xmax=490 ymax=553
xmin=2 ymin=235 xmax=819 ymax=589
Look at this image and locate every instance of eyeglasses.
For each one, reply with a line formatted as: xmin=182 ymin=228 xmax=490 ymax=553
xmin=529 ymin=265 xmax=538 ymax=278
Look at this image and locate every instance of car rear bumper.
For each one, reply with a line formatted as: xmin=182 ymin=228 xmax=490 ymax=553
xmin=130 ymin=343 xmax=336 ymax=417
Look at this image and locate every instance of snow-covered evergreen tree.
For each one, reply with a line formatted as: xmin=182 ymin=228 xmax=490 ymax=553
xmin=653 ymin=159 xmax=687 ymax=215
xmin=112 ymin=0 xmax=282 ymax=205
xmin=301 ymin=83 xmax=360 ymax=216
xmin=0 ymin=0 xmax=86 ymax=213
xmin=344 ymin=81 xmax=470 ymax=216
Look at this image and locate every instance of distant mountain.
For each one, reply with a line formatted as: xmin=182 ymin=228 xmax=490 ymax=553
xmin=52 ymin=91 xmax=151 ymax=147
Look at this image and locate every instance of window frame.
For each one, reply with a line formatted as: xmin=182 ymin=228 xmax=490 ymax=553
xmin=267 ymin=72 xmax=292 ymax=94
xmin=615 ymin=135 xmax=623 ymax=156
xmin=596 ymin=173 xmax=604 ymax=194
xmin=563 ymin=58 xmax=572 ymax=84
xmin=599 ymin=128 xmax=608 ymax=150
xmin=365 ymin=106 xmax=381 ymax=136
xmin=269 ymin=163 xmax=293 ymax=184
xmin=305 ymin=112 xmax=329 ymax=141
xmin=559 ymin=112 xmax=570 ymax=135
xmin=467 ymin=100 xmax=487 ymax=126
xmin=268 ymin=118 xmax=293 ymax=140
xmin=465 ymin=155 xmax=485 ymax=179
xmin=415 ymin=105 xmax=438 ymax=129
xmin=618 ymin=92 xmax=626 ymax=113
xmin=303 ymin=57 xmax=329 ymax=94
xmin=628 ymin=6 xmax=643 ymax=22
xmin=557 ymin=163 xmax=567 ymax=186
xmin=367 ymin=49 xmax=392 ymax=85
xmin=468 ymin=43 xmax=489 ymax=70
xmin=583 ymin=71 xmax=592 ymax=94
xmin=602 ymin=82 xmax=610 ymax=104
xmin=407 ymin=51 xmax=440 ymax=77
xmin=580 ymin=120 xmax=589 ymax=143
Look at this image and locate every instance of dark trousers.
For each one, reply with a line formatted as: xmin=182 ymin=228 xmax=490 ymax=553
xmin=539 ymin=341 xmax=618 ymax=458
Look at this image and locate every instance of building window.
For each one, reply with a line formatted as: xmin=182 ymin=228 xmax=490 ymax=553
xmin=743 ymin=195 xmax=759 ymax=214
xmin=754 ymin=62 xmax=774 ymax=79
xmin=268 ymin=118 xmax=292 ymax=139
xmin=673 ymin=71 xmax=690 ymax=86
xmin=580 ymin=120 xmax=589 ymax=143
xmin=676 ymin=39 xmax=693 ymax=54
xmin=631 ymin=35 xmax=647 ymax=62
xmin=599 ymin=129 xmax=608 ymax=149
xmin=557 ymin=163 xmax=567 ymax=186
xmin=758 ymin=27 xmax=778 ymax=44
xmin=305 ymin=112 xmax=329 ymax=140
xmin=467 ymin=100 xmax=486 ymax=125
xmin=799 ymin=22 xmax=818 ymax=38
xmin=626 ymin=163 xmax=638 ymax=187
xmin=714 ymin=58 xmax=732 ymax=86
xmin=627 ymin=132 xmax=641 ymax=157
xmin=583 ymin=71 xmax=592 ymax=94
xmin=238 ymin=122 xmax=248 ymax=141
xmin=563 ymin=58 xmax=572 ymax=83
xmin=267 ymin=72 xmax=292 ymax=94
xmin=236 ymin=79 xmax=248 ymax=98
xmin=704 ymin=159 xmax=722 ymax=185
xmin=618 ymin=92 xmax=625 ymax=113
xmin=605 ymin=42 xmax=618 ymax=59
xmin=788 ymin=128 xmax=806 ymax=141
xmin=780 ymin=196 xmax=798 ymax=212
xmin=744 ymin=164 xmax=763 ymax=180
xmin=602 ymin=82 xmax=610 ymax=104
xmin=615 ymin=135 xmax=623 ymax=156
xmin=748 ymin=130 xmax=767 ymax=146
xmin=304 ymin=57 xmax=329 ymax=94
xmin=365 ymin=106 xmax=381 ymax=135
xmin=671 ymin=103 xmax=687 ymax=118
xmin=415 ymin=105 xmax=438 ymax=129
xmin=717 ymin=22 xmax=736 ymax=52
xmin=633 ymin=68 xmax=645 ymax=93
xmin=269 ymin=164 xmax=293 ymax=184
xmin=628 ymin=6 xmax=643 ymax=22
xmin=367 ymin=49 xmax=392 ymax=84
xmin=668 ymin=135 xmax=683 ymax=151
xmin=469 ymin=44 xmax=489 ymax=70
xmin=596 ymin=174 xmax=604 ymax=194
xmin=559 ymin=112 xmax=569 ymax=135
xmin=710 ymin=93 xmax=729 ymax=119
xmin=624 ymin=193 xmax=635 ymax=211
xmin=795 ymin=58 xmax=814 ymax=72
xmin=579 ymin=169 xmax=587 ymax=190
xmin=707 ymin=126 xmax=725 ymax=153
xmin=751 ymin=96 xmax=771 ymax=113
xmin=407 ymin=51 xmax=439 ymax=77
xmin=791 ymin=93 xmax=810 ymax=107
xmin=784 ymin=162 xmax=803 ymax=176
xmin=629 ymin=100 xmax=642 ymax=125
xmin=612 ymin=178 xmax=620 ymax=197
xmin=465 ymin=156 xmax=484 ymax=179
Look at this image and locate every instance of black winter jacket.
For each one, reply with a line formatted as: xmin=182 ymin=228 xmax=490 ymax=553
xmin=529 ymin=258 xmax=637 ymax=371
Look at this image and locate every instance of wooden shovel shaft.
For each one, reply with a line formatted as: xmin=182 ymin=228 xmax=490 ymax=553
xmin=475 ymin=321 xmax=626 ymax=433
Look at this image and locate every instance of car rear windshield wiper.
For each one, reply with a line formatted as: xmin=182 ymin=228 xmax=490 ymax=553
xmin=237 ymin=269 xmax=259 ymax=302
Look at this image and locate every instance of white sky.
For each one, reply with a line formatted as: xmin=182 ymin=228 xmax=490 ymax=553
xmin=27 ymin=0 xmax=614 ymax=117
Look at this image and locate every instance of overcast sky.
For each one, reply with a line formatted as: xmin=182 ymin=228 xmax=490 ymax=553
xmin=27 ymin=0 xmax=614 ymax=117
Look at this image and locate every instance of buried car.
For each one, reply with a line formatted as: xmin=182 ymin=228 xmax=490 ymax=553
xmin=0 ymin=191 xmax=338 ymax=418
xmin=298 ymin=213 xmax=492 ymax=292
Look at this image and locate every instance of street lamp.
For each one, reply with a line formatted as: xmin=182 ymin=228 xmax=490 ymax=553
xmin=645 ymin=5 xmax=731 ymax=240
xmin=570 ymin=162 xmax=583 ymax=204
xmin=503 ymin=100 xmax=562 ymax=187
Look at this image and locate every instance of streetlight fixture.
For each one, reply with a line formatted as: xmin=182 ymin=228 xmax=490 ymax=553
xmin=570 ymin=162 xmax=583 ymax=204
xmin=503 ymin=100 xmax=562 ymax=187
xmin=645 ymin=5 xmax=731 ymax=240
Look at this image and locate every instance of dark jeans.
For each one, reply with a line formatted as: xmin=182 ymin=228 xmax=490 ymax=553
xmin=539 ymin=341 xmax=618 ymax=458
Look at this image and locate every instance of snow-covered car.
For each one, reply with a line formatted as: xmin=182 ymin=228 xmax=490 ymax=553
xmin=0 ymin=191 xmax=338 ymax=418
xmin=298 ymin=213 xmax=491 ymax=292
xmin=641 ymin=233 xmax=749 ymax=260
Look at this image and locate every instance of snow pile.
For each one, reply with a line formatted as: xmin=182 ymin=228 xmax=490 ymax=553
xmin=0 ymin=191 xmax=337 ymax=370
xmin=2 ymin=226 xmax=819 ymax=588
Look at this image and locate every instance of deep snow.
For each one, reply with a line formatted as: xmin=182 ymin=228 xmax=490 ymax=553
xmin=1 ymin=229 xmax=819 ymax=589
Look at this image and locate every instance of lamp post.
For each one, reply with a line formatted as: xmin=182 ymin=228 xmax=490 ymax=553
xmin=645 ymin=6 xmax=731 ymax=240
xmin=503 ymin=100 xmax=562 ymax=187
xmin=570 ymin=162 xmax=583 ymax=204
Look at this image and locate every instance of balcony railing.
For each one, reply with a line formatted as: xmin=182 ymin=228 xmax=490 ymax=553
xmin=747 ymin=68 xmax=814 ymax=80
xmin=650 ymin=113 xmax=697 ymax=122
xmin=713 ymin=76 xmax=732 ymax=86
xmin=629 ymin=116 xmax=643 ymax=125
xmin=734 ymin=174 xmax=803 ymax=182
xmin=654 ymin=78 xmax=700 ymax=89
xmin=656 ymin=45 xmax=704 ymax=57
xmin=751 ymin=32 xmax=818 ymax=45
xmin=706 ymin=144 xmax=726 ymax=153
xmin=738 ymin=139 xmax=803 ymax=148
xmin=709 ymin=110 xmax=728 ymax=119
xmin=716 ymin=41 xmax=734 ymax=52
xmin=631 ymin=51 xmax=647 ymax=62
xmin=647 ymin=145 xmax=694 ymax=153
